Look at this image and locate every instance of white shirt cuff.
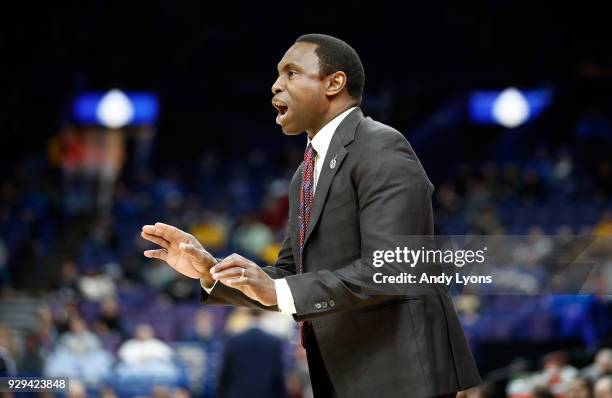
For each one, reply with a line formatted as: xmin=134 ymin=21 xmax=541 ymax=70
xmin=275 ymin=278 xmax=297 ymax=314
xmin=201 ymin=280 xmax=217 ymax=294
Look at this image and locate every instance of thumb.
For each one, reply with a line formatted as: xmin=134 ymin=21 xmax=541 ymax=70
xmin=180 ymin=242 xmax=213 ymax=264
xmin=180 ymin=243 xmax=210 ymax=273
xmin=179 ymin=242 xmax=200 ymax=256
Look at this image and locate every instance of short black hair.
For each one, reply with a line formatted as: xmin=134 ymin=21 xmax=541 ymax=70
xmin=295 ymin=33 xmax=365 ymax=102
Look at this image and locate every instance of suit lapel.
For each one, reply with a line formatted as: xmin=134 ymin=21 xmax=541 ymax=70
xmin=290 ymin=164 xmax=303 ymax=264
xmin=303 ymin=108 xmax=363 ymax=246
xmin=304 ymin=141 xmax=347 ymax=245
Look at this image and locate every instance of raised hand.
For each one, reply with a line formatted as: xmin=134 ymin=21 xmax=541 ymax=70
xmin=209 ymin=253 xmax=278 ymax=306
xmin=141 ymin=222 xmax=217 ymax=287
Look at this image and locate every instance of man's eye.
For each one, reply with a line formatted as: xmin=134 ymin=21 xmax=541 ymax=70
xmin=288 ymin=71 xmax=297 ymax=78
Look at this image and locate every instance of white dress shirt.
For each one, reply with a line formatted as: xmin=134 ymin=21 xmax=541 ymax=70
xmin=204 ymin=107 xmax=357 ymax=315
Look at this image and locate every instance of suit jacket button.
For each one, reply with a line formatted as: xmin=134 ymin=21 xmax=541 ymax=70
xmin=314 ymin=303 xmax=322 ymax=310
xmin=329 ymin=300 xmax=335 ymax=307
xmin=321 ymin=302 xmax=328 ymax=309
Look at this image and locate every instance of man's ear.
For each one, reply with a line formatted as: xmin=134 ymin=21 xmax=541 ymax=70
xmin=326 ymin=71 xmax=347 ymax=97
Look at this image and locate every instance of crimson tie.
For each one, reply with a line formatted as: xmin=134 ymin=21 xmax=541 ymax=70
xmin=298 ymin=143 xmax=316 ymax=346
xmin=299 ymin=143 xmax=316 ymax=268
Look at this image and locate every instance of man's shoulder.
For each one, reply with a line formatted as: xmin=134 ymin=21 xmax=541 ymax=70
xmin=349 ymin=114 xmax=432 ymax=190
xmin=353 ymin=116 xmax=410 ymax=153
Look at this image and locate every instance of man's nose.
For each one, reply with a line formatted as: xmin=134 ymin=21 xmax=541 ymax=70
xmin=271 ymin=76 xmax=283 ymax=94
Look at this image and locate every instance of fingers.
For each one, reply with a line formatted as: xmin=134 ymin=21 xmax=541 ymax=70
xmin=212 ymin=267 xmax=245 ymax=281
xmin=143 ymin=223 xmax=205 ymax=252
xmin=144 ymin=249 xmax=168 ymax=261
xmin=179 ymin=242 xmax=202 ymax=256
xmin=217 ymin=267 xmax=251 ymax=287
xmin=142 ymin=224 xmax=158 ymax=235
xmin=141 ymin=231 xmax=170 ymax=249
xmin=211 ymin=253 xmax=251 ymax=273
xmin=179 ymin=242 xmax=216 ymax=275
xmin=142 ymin=222 xmax=183 ymax=241
xmin=223 ymin=276 xmax=250 ymax=287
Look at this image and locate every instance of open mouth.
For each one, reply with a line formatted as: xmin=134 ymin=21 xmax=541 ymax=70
xmin=272 ymin=99 xmax=289 ymax=125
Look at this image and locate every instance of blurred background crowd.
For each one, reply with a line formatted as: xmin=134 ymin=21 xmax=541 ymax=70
xmin=1 ymin=1 xmax=612 ymax=397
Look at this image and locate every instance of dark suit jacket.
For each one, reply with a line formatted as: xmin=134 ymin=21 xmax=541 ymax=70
xmin=216 ymin=327 xmax=287 ymax=398
xmin=203 ymin=108 xmax=481 ymax=397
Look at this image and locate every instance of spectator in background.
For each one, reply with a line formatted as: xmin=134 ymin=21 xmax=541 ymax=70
xmin=53 ymin=298 xmax=80 ymax=334
xmin=57 ymin=261 xmax=80 ymax=298
xmin=164 ymin=276 xmax=197 ymax=301
xmin=144 ymin=260 xmax=181 ymax=291
xmin=189 ymin=213 xmax=229 ymax=253
xmin=216 ymin=310 xmax=287 ymax=398
xmin=45 ymin=316 xmax=113 ymax=385
xmin=19 ymin=332 xmax=45 ymax=375
xmin=259 ymin=186 xmax=290 ymax=231
xmin=116 ymin=324 xmax=179 ymax=382
xmin=463 ymin=176 xmax=492 ymax=214
xmin=185 ymin=309 xmax=214 ymax=343
xmin=95 ymin=297 xmax=123 ymax=336
xmin=37 ymin=306 xmax=59 ymax=345
xmin=514 ymin=226 xmax=553 ymax=268
xmin=435 ymin=182 xmax=462 ymax=219
xmin=59 ymin=316 xmax=101 ymax=353
xmin=92 ymin=298 xmax=124 ymax=354
xmin=567 ymin=377 xmax=593 ymax=398
xmin=183 ymin=309 xmax=224 ymax=398
xmin=594 ymin=376 xmax=612 ymax=398
xmin=531 ymin=352 xmax=578 ymax=396
xmin=118 ymin=324 xmax=173 ymax=364
xmin=78 ymin=268 xmax=116 ymax=302
xmin=472 ymin=204 xmax=502 ymax=234
xmin=232 ymin=215 xmax=274 ymax=258
xmin=583 ymin=349 xmax=612 ymax=383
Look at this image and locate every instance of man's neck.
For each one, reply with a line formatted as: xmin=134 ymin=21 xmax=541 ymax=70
xmin=307 ymin=103 xmax=357 ymax=140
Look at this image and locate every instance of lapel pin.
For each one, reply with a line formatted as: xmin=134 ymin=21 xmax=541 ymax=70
xmin=330 ymin=154 xmax=337 ymax=169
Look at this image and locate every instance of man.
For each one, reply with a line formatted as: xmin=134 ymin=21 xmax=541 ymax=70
xmin=216 ymin=310 xmax=287 ymax=398
xmin=141 ymin=33 xmax=481 ymax=397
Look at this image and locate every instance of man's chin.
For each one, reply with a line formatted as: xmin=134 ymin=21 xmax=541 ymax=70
xmin=280 ymin=124 xmax=303 ymax=136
